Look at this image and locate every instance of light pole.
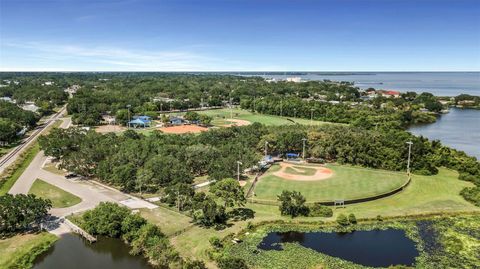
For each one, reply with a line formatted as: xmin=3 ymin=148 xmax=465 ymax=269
xmin=237 ymin=161 xmax=243 ymax=181
xmin=406 ymin=141 xmax=413 ymax=175
xmin=302 ymin=138 xmax=307 ymax=160
xmin=280 ymin=99 xmax=283 ymax=117
xmin=294 ymin=108 xmax=297 ymax=118
xmin=126 ymin=104 xmax=131 ymax=129
xmin=264 ymin=141 xmax=269 ymax=159
xmin=230 ymin=90 xmax=234 ymax=119
xmin=310 ymin=108 xmax=314 ymax=125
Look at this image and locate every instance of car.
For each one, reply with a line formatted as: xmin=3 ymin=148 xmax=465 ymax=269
xmin=65 ymin=173 xmax=79 ymax=179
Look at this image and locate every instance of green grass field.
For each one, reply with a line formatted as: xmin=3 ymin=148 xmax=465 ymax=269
xmin=252 ymin=163 xmax=409 ymax=202
xmin=139 ymin=167 xmax=479 ymax=265
xmin=28 ymin=179 xmax=82 ymax=208
xmin=176 ymin=108 xmax=332 ymax=126
xmin=0 ymin=232 xmax=58 ymax=269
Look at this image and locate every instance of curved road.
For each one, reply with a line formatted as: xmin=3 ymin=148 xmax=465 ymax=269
xmin=7 ymin=116 xmax=157 ymax=234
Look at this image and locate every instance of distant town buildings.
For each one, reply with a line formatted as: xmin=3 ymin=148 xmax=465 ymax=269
xmin=285 ymin=77 xmax=302 ymax=83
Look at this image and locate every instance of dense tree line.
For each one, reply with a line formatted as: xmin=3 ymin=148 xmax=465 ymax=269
xmin=0 ymin=77 xmax=67 ymax=114
xmin=0 ymin=101 xmax=40 ymax=144
xmin=56 ymin=74 xmax=361 ymax=125
xmin=80 ymin=202 xmax=207 ymax=269
xmin=39 ymin=124 xmax=264 ymax=193
xmin=0 ymin=194 xmax=52 ymax=236
xmin=240 ymin=94 xmax=440 ymax=130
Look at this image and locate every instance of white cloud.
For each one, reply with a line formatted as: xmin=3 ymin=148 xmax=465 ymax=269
xmin=1 ymin=41 xmax=280 ymax=71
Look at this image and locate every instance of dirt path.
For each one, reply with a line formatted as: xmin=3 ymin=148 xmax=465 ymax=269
xmin=272 ymin=162 xmax=333 ymax=181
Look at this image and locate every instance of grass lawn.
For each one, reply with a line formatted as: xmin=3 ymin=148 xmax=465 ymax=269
xmin=253 ymin=163 xmax=409 ymax=202
xmin=0 ymin=143 xmax=40 ymax=195
xmin=177 ymin=108 xmax=332 ymax=126
xmin=339 ymin=168 xmax=479 ymax=218
xmin=139 ymin=207 xmax=193 ymax=236
xmin=0 ymin=232 xmax=58 ymax=269
xmin=28 ymin=179 xmax=82 ymax=208
xmin=169 ymin=168 xmax=479 ymax=264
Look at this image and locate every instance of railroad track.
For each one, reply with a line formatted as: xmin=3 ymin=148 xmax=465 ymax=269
xmin=0 ymin=107 xmax=65 ymax=170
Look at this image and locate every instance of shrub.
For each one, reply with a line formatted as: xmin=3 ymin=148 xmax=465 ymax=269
xmin=376 ymin=215 xmax=383 ymax=222
xmin=183 ymin=259 xmax=207 ymax=269
xmin=460 ymin=186 xmax=480 ymax=206
xmin=218 ymin=257 xmax=249 ymax=269
xmin=209 ymin=236 xmax=223 ymax=249
xmin=336 ymin=214 xmax=349 ymax=226
xmin=82 ymin=202 xmax=130 ymax=237
xmin=308 ymin=203 xmax=333 ymax=217
xmin=277 ymin=190 xmax=309 ymax=217
xmin=348 ymin=213 xmax=357 ymax=224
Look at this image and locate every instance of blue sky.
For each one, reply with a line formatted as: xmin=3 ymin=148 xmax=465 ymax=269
xmin=1 ymin=0 xmax=479 ymax=71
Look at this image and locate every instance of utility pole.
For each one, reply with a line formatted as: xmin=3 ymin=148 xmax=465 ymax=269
xmin=237 ymin=161 xmax=243 ymax=181
xmin=406 ymin=141 xmax=413 ymax=175
xmin=280 ymin=99 xmax=283 ymax=116
xmin=302 ymin=138 xmax=307 ymax=160
xmin=310 ymin=108 xmax=314 ymax=125
xmin=127 ymin=104 xmax=131 ymax=129
xmin=264 ymin=141 xmax=269 ymax=158
xmin=253 ymin=95 xmax=256 ymax=113
xmin=230 ymin=90 xmax=234 ymax=119
xmin=294 ymin=108 xmax=297 ymax=118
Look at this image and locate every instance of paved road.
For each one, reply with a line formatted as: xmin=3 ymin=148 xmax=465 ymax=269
xmin=0 ymin=106 xmax=66 ymax=174
xmin=8 ymin=116 xmax=157 ymax=234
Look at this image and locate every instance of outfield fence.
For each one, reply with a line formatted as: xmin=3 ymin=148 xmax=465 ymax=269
xmin=247 ymin=174 xmax=412 ymax=206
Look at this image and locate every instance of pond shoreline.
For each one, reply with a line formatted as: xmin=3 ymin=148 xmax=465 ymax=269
xmin=218 ymin=214 xmax=480 ymax=269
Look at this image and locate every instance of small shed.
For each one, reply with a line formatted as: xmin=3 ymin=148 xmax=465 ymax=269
xmin=169 ymin=117 xmax=184 ymax=125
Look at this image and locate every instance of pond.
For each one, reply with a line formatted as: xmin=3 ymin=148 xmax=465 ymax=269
xmin=33 ymin=234 xmax=152 ymax=269
xmin=258 ymin=229 xmax=419 ymax=267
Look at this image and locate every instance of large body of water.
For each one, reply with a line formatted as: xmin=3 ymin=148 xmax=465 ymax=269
xmin=248 ymin=72 xmax=480 ymax=96
xmin=258 ymin=229 xmax=418 ymax=267
xmin=33 ymin=234 xmax=152 ymax=269
xmin=409 ymin=108 xmax=480 ymax=159
xmin=248 ymin=72 xmax=480 ymax=158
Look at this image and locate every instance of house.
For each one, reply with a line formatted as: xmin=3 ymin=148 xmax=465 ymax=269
xmin=169 ymin=116 xmax=184 ymax=125
xmin=21 ymin=102 xmax=39 ymax=113
xmin=43 ymin=81 xmax=54 ymax=86
xmin=0 ymin=97 xmax=15 ymax=103
xmin=101 ymin=115 xmax=116 ymax=125
xmin=153 ymin=97 xmax=175 ymax=103
xmin=378 ymin=90 xmax=401 ymax=98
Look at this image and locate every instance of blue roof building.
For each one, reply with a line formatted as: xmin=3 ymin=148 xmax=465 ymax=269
xmin=128 ymin=116 xmax=151 ymax=128
xmin=169 ymin=117 xmax=184 ymax=125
